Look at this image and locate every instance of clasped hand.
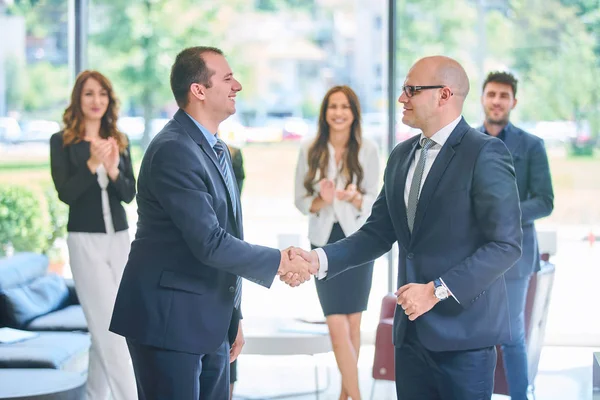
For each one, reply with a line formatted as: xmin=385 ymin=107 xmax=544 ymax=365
xmin=277 ymin=247 xmax=320 ymax=287
xmin=89 ymin=137 xmax=120 ymax=175
xmin=319 ymin=179 xmax=358 ymax=204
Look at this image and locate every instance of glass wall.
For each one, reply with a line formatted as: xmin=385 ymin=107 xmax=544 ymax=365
xmin=0 ymin=0 xmax=70 ymax=270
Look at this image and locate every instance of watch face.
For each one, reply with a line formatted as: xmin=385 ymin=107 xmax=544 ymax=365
xmin=435 ymin=286 xmax=449 ymax=300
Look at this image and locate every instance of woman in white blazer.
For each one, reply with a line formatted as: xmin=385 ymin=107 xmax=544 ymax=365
xmin=294 ymin=85 xmax=380 ymax=400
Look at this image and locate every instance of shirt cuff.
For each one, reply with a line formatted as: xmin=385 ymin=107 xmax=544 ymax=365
xmin=314 ymin=248 xmax=329 ymax=280
xmin=439 ymin=277 xmax=459 ymax=304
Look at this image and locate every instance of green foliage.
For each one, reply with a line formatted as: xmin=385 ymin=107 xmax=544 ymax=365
xmin=393 ymin=0 xmax=600 ymax=134
xmin=256 ymin=0 xmax=314 ymax=12
xmin=5 ymin=0 xmax=600 ymax=145
xmin=43 ymin=186 xmax=67 ymax=256
xmin=88 ymin=0 xmax=251 ymax=148
xmin=22 ymin=62 xmax=70 ymax=120
xmin=7 ymin=0 xmax=67 ymax=37
xmin=504 ymin=0 xmax=600 ymax=135
xmin=396 ymin=0 xmax=481 ymax=121
xmin=0 ymin=185 xmax=68 ymax=258
xmin=0 ymin=185 xmax=46 ymax=256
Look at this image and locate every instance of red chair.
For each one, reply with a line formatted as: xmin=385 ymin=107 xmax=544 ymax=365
xmin=493 ymin=255 xmax=556 ymax=396
xmin=370 ymin=293 xmax=397 ymax=399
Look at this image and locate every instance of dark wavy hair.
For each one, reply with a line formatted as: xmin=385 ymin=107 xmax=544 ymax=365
xmin=483 ymin=71 xmax=518 ymax=97
xmin=303 ymin=85 xmax=364 ymax=196
xmin=62 ymin=70 xmax=128 ymax=152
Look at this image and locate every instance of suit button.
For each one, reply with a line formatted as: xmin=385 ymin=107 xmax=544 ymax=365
xmin=228 ymin=286 xmax=235 ymax=293
xmin=407 ymin=253 xmax=414 ymax=259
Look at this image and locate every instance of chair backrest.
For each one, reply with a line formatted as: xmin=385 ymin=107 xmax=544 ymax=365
xmin=379 ymin=293 xmax=397 ymax=320
xmin=537 ymin=229 xmax=557 ymax=256
xmin=372 ymin=294 xmax=397 ymax=384
xmin=525 ymin=262 xmax=556 ymax=383
xmin=494 ymin=260 xmax=556 ymax=395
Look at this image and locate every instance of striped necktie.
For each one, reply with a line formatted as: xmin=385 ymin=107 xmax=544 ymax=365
xmin=213 ymin=139 xmax=242 ymax=308
xmin=406 ymin=137 xmax=436 ymax=233
xmin=213 ymin=140 xmax=237 ymax=218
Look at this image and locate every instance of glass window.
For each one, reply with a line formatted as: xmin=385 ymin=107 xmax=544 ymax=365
xmin=0 ymin=1 xmax=70 ymax=270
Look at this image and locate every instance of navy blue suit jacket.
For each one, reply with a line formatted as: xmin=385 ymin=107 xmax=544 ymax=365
xmin=110 ymin=109 xmax=281 ymax=355
xmin=478 ymin=123 xmax=554 ymax=279
xmin=322 ymin=118 xmax=523 ymax=352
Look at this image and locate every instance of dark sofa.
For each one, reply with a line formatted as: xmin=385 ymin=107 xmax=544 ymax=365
xmin=0 ymin=253 xmax=89 ymax=373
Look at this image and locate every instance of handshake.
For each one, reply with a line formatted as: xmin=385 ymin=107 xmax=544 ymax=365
xmin=277 ymin=247 xmax=320 ymax=287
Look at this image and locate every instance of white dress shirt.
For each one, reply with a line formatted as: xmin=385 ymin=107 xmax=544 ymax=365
xmin=403 ymin=116 xmax=461 ymax=207
xmin=294 ymin=138 xmax=380 ymax=247
xmin=316 ymin=116 xmax=462 ymax=302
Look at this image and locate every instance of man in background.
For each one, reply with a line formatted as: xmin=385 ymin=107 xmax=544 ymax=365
xmin=479 ymin=71 xmax=554 ymax=400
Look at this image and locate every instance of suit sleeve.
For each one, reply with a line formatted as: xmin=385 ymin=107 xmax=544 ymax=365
xmin=440 ymin=139 xmax=523 ymax=307
xmin=520 ymin=139 xmax=554 ymax=224
xmin=50 ymin=132 xmax=97 ymax=206
xmin=108 ymin=140 xmax=137 ymax=203
xmin=149 ymin=140 xmax=281 ymax=288
xmin=323 ymin=165 xmax=397 ymax=280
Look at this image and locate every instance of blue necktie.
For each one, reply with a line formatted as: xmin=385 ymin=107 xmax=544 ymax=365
xmin=213 ymin=139 xmax=241 ymax=308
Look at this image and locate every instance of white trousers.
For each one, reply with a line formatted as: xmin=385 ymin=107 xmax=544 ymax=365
xmin=67 ymin=230 xmax=137 ymax=400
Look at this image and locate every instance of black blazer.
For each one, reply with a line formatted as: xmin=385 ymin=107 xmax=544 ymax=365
xmin=110 ymin=109 xmax=280 ymax=355
xmin=323 ymin=118 xmax=522 ymax=352
xmin=478 ymin=123 xmax=554 ymax=279
xmin=50 ymin=131 xmax=136 ymax=233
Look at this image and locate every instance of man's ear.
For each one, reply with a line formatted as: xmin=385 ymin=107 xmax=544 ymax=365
xmin=512 ymin=97 xmax=518 ymax=110
xmin=190 ymin=83 xmax=206 ymax=101
xmin=440 ymin=87 xmax=452 ymax=103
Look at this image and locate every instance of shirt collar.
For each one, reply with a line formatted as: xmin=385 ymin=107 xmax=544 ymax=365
xmin=419 ymin=115 xmax=462 ymax=148
xmin=185 ymin=111 xmax=218 ymax=148
xmin=480 ymin=121 xmax=514 ymax=141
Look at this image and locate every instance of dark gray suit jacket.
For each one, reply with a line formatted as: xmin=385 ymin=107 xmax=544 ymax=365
xmin=322 ymin=118 xmax=523 ymax=352
xmin=478 ymin=123 xmax=554 ymax=279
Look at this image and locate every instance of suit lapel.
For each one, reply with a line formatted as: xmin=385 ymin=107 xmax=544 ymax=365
xmin=173 ymin=110 xmax=240 ymax=235
xmin=394 ymin=138 xmax=419 ymax=246
xmin=502 ymin=124 xmax=523 ymax=156
xmin=410 ymin=119 xmax=469 ymax=242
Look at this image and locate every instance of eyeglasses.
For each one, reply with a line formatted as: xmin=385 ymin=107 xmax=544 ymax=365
xmin=402 ymin=85 xmax=453 ymax=98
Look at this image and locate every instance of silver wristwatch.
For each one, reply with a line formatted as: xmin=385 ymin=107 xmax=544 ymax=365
xmin=433 ymin=278 xmax=449 ymax=301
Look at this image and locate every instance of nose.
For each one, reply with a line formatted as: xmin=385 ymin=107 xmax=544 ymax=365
xmin=398 ymin=91 xmax=408 ymax=104
xmin=233 ymin=79 xmax=242 ymax=92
